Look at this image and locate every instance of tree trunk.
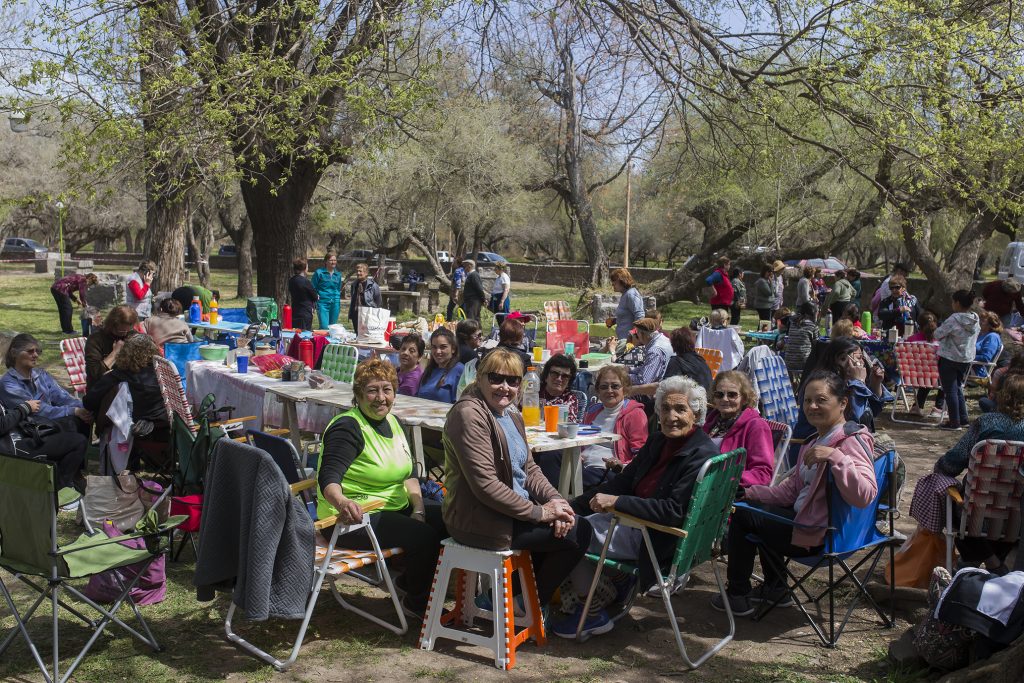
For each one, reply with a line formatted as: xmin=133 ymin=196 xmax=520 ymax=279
xmin=145 ymin=193 xmax=189 ymax=292
xmin=235 ymin=217 xmax=254 ymax=299
xmin=408 ymin=234 xmax=452 ymax=293
xmin=562 ymin=47 xmax=610 ymax=288
xmin=238 ymin=158 xmax=321 ymax=304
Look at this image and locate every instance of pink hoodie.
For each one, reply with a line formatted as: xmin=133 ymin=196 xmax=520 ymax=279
xmin=744 ymin=422 xmax=877 ymax=548
xmin=583 ymin=398 xmax=648 ymax=464
xmin=702 ymin=407 xmax=774 ymax=487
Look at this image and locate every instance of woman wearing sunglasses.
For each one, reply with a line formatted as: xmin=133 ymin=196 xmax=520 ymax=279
xmin=578 ymin=365 xmax=648 ymax=487
xmin=442 ymin=348 xmax=591 ymax=612
xmin=702 ymin=371 xmax=774 ymax=486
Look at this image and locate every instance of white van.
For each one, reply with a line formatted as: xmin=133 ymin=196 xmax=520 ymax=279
xmin=998 ymin=242 xmax=1024 ymax=279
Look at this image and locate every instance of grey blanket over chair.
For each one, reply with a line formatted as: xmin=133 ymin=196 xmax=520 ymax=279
xmin=194 ymin=439 xmax=314 ymax=620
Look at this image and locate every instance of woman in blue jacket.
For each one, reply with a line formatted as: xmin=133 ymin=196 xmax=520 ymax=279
xmin=973 ymin=311 xmax=1003 ymax=379
xmin=416 ymin=328 xmax=465 ymax=404
xmin=311 ymin=251 xmax=343 ymax=329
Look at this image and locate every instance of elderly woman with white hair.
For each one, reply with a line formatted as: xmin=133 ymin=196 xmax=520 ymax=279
xmin=551 ymin=374 xmax=721 ymax=639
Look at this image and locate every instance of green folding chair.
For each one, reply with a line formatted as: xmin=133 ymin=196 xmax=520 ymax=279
xmin=575 ymin=448 xmax=747 ymax=669
xmin=320 ymin=343 xmax=359 ymax=383
xmin=0 ymin=456 xmax=185 ymax=683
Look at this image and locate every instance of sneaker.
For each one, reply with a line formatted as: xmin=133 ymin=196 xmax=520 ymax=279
xmin=710 ymin=592 xmax=756 ymax=617
xmin=550 ymin=605 xmax=614 ymax=639
xmin=939 ymin=422 xmax=962 ymax=431
xmin=908 ymin=405 xmax=923 ymax=416
xmin=928 ymin=408 xmax=945 ymax=419
xmin=612 ymin=576 xmax=637 ymax=605
xmin=749 ymin=583 xmax=795 ymax=608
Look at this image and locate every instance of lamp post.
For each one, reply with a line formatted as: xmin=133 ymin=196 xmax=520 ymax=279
xmin=55 ymin=200 xmax=65 ymax=277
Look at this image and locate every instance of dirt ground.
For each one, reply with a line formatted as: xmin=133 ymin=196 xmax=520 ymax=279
xmin=0 ymin=414 xmax=967 ymax=683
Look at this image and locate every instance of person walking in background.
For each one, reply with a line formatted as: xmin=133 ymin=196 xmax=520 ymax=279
xmin=847 ymin=269 xmax=863 ymax=308
xmin=125 ymin=260 xmax=157 ymax=321
xmin=347 ymin=262 xmax=383 ymax=331
xmin=51 ymin=272 xmax=98 ymax=335
xmin=288 ymin=258 xmax=318 ymax=331
xmin=933 ymin=290 xmax=980 ymax=430
xmin=811 ymin=267 xmax=830 ymax=314
xmin=704 ymin=256 xmax=734 ymax=315
xmin=825 ymin=269 xmax=856 ymax=323
xmin=752 ymin=265 xmax=776 ymax=322
xmin=488 ymin=261 xmax=511 ymax=317
xmin=795 ymin=266 xmax=815 ymax=313
xmin=446 ymin=261 xmax=466 ymax=322
xmin=771 ymin=260 xmax=787 ymax=315
xmin=312 ymin=251 xmax=342 ymax=329
xmin=461 ymin=259 xmax=487 ymax=323
xmin=729 ymin=267 xmax=746 ymax=326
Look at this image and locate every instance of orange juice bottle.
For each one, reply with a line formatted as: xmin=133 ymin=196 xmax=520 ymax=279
xmin=522 ymin=366 xmax=540 ymax=427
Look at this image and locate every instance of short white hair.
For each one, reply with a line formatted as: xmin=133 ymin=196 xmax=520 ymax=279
xmin=655 ymin=375 xmax=708 ymax=425
xmin=709 ymin=309 xmax=729 ymax=327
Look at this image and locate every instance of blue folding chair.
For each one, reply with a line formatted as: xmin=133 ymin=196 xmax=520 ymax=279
xmin=736 ymin=450 xmax=898 ymax=647
xmin=755 ymin=355 xmax=799 ymax=427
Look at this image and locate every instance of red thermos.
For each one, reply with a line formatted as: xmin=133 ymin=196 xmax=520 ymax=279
xmin=299 ymin=339 xmax=314 ymax=368
xmin=282 ymin=304 xmax=292 ymax=329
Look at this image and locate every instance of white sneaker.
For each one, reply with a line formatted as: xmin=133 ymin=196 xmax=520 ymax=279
xmin=60 ymin=500 xmax=80 ymax=513
xmin=928 ymin=408 xmax=945 ymax=419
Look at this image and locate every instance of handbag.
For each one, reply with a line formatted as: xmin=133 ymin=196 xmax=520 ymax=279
xmin=79 ymin=473 xmax=147 ymax=532
xmin=21 ymin=416 xmax=61 ymax=441
xmin=884 ymin=525 xmax=947 ymax=589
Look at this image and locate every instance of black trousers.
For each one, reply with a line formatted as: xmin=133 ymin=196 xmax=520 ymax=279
xmin=293 ymin=307 xmax=314 ymax=332
xmin=463 ymin=299 xmax=483 ymax=323
xmin=13 ymin=431 xmax=87 ymax=490
xmin=726 ymin=503 xmax=822 ymax=596
xmin=52 ymin=287 xmax=76 ymax=334
xmin=509 ymin=516 xmax=592 ymax=605
xmin=756 ymin=308 xmax=772 ymax=321
xmin=331 ymin=500 xmax=447 ymax=611
xmin=730 ymin=305 xmax=742 ymax=326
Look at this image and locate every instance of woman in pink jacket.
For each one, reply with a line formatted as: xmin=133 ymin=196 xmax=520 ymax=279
xmin=712 ymin=370 xmax=877 ymax=617
xmin=702 ymin=371 xmax=775 ymax=487
xmin=580 ymin=365 xmax=649 ymax=488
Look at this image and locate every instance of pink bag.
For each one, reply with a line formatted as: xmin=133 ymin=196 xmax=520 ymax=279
xmin=82 ymin=520 xmax=167 ymax=606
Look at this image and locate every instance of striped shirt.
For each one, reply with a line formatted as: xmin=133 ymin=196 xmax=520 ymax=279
xmin=629 ymin=332 xmax=672 ymax=385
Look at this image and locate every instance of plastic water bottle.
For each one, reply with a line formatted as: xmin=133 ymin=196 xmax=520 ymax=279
xmin=825 ymin=312 xmax=832 ymax=336
xmin=189 ymin=296 xmax=202 ymax=324
xmin=209 ymin=295 xmax=219 ymax=325
xmin=522 ymin=366 xmax=541 ymax=427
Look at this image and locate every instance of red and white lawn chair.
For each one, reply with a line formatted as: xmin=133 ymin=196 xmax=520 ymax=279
xmin=59 ymin=337 xmax=88 ymax=398
xmin=890 ymin=341 xmax=943 ymax=425
xmin=545 ymin=319 xmax=590 ymax=359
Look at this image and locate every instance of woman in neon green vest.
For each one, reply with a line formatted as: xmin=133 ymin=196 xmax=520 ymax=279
xmin=316 ymin=358 xmax=447 ymax=616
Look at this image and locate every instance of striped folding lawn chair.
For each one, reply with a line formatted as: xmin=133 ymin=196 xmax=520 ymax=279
xmin=59 ymin=337 xmax=88 ymax=398
xmin=695 ymin=347 xmax=724 ymax=380
xmin=543 ymin=300 xmax=572 ymax=322
xmin=890 ymin=341 xmax=943 ymax=425
xmin=754 ymin=354 xmax=799 ymax=427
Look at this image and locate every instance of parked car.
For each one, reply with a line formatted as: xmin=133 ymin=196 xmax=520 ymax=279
xmin=462 ymin=251 xmax=506 ymax=265
xmin=218 ymin=244 xmax=238 ymax=257
xmin=783 ymin=257 xmax=847 ymax=275
xmin=436 ymin=250 xmax=453 ymax=265
xmin=338 ymin=249 xmax=376 ymax=262
xmin=998 ymin=242 xmax=1024 ymax=280
xmin=2 ymin=237 xmax=48 ymax=259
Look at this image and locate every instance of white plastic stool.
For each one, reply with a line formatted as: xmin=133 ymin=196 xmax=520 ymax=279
xmin=418 ymin=539 xmax=545 ymax=670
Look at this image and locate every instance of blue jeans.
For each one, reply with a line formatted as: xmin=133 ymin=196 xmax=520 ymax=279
xmin=939 ymin=357 xmax=970 ymax=426
xmin=316 ymin=299 xmax=340 ymax=330
xmin=489 ymin=293 xmax=510 ymax=314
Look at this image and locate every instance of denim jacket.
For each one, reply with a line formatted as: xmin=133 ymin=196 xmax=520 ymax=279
xmin=0 ymin=368 xmax=82 ymax=421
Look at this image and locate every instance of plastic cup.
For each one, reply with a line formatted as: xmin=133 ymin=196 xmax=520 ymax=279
xmin=544 ymin=405 xmax=560 ymax=432
xmin=564 ymin=341 xmax=575 ymax=357
xmin=237 ymin=355 xmax=249 ymax=373
xmin=541 ymin=349 xmax=551 ymax=362
xmin=532 ymin=346 xmax=543 ymax=362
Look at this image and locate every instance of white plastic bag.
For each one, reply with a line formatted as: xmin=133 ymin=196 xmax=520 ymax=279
xmin=357 ymin=307 xmax=390 ymax=344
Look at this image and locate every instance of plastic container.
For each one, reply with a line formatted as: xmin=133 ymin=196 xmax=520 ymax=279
xmin=209 ymin=295 xmax=219 ymax=325
xmin=198 ymin=343 xmax=229 ymax=361
xmin=282 ymin=304 xmax=292 ymax=329
xmin=522 ymin=366 xmax=540 ymax=427
xmin=189 ymin=296 xmax=202 ymax=324
xmin=299 ymin=339 xmax=314 ymax=369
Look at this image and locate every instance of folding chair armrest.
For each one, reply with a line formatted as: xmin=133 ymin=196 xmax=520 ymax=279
xmin=613 ymin=511 xmax=688 ymax=538
xmin=291 ymin=479 xmax=317 ymax=495
xmin=263 ymin=428 xmax=291 ymax=437
xmin=312 ymin=499 xmax=385 ymax=531
xmin=946 ymin=486 xmax=964 ymax=505
xmin=56 ymin=515 xmax=188 ymax=556
xmin=734 ymin=501 xmax=823 ymax=529
xmin=211 ymin=415 xmax=258 ymax=428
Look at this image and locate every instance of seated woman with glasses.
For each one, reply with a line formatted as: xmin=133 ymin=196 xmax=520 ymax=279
xmin=702 ymin=371 xmax=774 ymax=487
xmin=539 ymin=354 xmax=581 ymax=421
xmin=443 ymin=349 xmax=590 ymax=613
xmin=578 ymin=365 xmax=649 ymax=487
xmin=0 ymin=333 xmax=93 ymax=436
xmin=316 ymin=358 xmax=448 ymax=616
xmin=455 ymin=319 xmax=484 ymax=365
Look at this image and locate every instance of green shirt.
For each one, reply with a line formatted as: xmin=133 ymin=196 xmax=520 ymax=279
xmin=316 ymin=407 xmax=413 ymax=518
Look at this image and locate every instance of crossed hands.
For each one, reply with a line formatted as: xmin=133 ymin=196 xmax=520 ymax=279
xmin=540 ymin=498 xmax=576 ymax=538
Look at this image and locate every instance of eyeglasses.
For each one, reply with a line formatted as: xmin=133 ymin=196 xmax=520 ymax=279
xmin=713 ymin=390 xmax=740 ymax=399
xmin=597 ymin=383 xmax=622 ymax=391
xmin=549 ymin=371 xmax=571 ymax=381
xmin=487 ymin=372 xmax=522 ymax=388
xmin=22 ymin=348 xmax=41 ymax=356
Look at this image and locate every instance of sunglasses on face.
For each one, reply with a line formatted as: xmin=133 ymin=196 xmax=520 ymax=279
xmin=549 ymin=371 xmax=571 ymax=381
xmin=597 ymin=383 xmax=622 ymax=391
xmin=714 ymin=391 xmax=740 ymax=399
xmin=487 ymin=372 xmax=522 ymax=388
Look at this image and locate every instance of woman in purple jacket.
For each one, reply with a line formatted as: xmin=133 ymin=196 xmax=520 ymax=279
xmin=396 ymin=333 xmax=425 ymax=396
xmin=702 ymin=371 xmax=775 ymax=487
